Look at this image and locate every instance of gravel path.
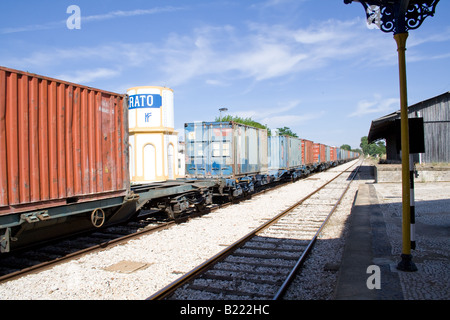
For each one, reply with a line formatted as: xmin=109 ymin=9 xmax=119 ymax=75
xmin=0 ymin=160 xmax=360 ymax=300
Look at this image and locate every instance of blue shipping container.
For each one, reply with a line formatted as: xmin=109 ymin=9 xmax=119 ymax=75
xmin=185 ymin=122 xmax=268 ymax=178
xmin=268 ymin=135 xmax=303 ymax=170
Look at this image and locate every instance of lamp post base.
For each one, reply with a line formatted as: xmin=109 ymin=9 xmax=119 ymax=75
xmin=397 ymin=254 xmax=418 ymax=272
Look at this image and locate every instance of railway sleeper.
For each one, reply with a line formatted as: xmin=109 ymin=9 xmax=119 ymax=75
xmin=178 ymin=284 xmax=273 ymax=299
xmin=190 ymin=278 xmax=276 ymax=299
xmin=200 ymin=270 xmax=284 ymax=286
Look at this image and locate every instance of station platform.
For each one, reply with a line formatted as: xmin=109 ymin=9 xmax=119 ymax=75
xmin=334 ymin=164 xmax=449 ymax=300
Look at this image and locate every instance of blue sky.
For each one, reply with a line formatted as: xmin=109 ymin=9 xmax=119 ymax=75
xmin=1 ymin=0 xmax=449 ymax=150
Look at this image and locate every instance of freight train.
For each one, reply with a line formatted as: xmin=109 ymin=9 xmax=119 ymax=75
xmin=0 ymin=66 xmax=358 ymax=253
xmin=184 ymin=121 xmax=358 ymax=200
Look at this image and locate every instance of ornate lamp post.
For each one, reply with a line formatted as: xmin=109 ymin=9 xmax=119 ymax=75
xmin=344 ymin=0 xmax=440 ymax=271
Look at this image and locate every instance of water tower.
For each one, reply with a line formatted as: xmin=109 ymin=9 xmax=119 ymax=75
xmin=127 ymin=86 xmax=179 ymax=183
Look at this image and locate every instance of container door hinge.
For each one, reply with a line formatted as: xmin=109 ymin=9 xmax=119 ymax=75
xmin=1 ymin=228 xmax=11 ymax=253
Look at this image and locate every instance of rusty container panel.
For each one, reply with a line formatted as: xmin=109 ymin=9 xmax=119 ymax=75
xmin=301 ymin=139 xmax=314 ymax=165
xmin=313 ymin=143 xmax=326 ymax=163
xmin=320 ymin=144 xmax=326 ymax=163
xmin=330 ymin=147 xmax=337 ymax=161
xmin=0 ymin=66 xmax=129 ymax=215
xmin=313 ymin=142 xmax=320 ymax=163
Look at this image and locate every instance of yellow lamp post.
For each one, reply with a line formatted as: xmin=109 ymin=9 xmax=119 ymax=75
xmin=344 ymin=0 xmax=440 ymax=271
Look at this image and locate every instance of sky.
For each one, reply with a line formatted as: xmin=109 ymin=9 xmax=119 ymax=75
xmin=1 ymin=0 xmax=449 ymax=150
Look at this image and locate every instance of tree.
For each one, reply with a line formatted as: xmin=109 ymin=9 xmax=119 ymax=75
xmin=215 ymin=115 xmax=272 ymax=135
xmin=360 ymin=136 xmax=386 ymax=156
xmin=340 ymin=144 xmax=351 ymax=151
xmin=276 ymin=127 xmax=298 ymax=137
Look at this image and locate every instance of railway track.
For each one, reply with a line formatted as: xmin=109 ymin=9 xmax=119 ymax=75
xmin=0 ymin=170 xmax=307 ymax=283
xmin=0 ymin=211 xmax=174 ymax=282
xmin=148 ymin=160 xmax=361 ymax=300
xmin=0 ymin=160 xmax=359 ymax=290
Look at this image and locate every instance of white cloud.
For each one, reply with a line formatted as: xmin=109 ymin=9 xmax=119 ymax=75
xmin=348 ymin=95 xmax=399 ymax=117
xmin=231 ymin=100 xmax=300 ymax=120
xmin=205 ymin=79 xmax=230 ymax=87
xmin=5 ymin=16 xmax=398 ymax=87
xmin=1 ymin=21 xmax=62 ymax=34
xmin=226 ymin=100 xmax=324 ymax=130
xmin=56 ymin=68 xmax=120 ymax=84
xmin=0 ymin=7 xmax=184 ymax=34
xmin=261 ymin=112 xmax=324 ymax=129
xmin=153 ymin=18 xmax=397 ymax=85
xmin=83 ymin=7 xmax=184 ymax=23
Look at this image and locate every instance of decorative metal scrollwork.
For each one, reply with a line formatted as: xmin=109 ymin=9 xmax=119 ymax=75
xmin=405 ymin=1 xmax=440 ymax=31
xmin=344 ymin=0 xmax=440 ymax=34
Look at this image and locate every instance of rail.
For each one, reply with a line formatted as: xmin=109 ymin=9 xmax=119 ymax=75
xmin=273 ymin=159 xmax=361 ymax=299
xmin=148 ymin=160 xmax=362 ymax=300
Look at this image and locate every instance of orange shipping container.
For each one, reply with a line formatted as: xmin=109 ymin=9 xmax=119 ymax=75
xmin=0 ymin=66 xmax=129 ymax=216
xmin=330 ymin=147 xmax=337 ymax=161
xmin=313 ymin=143 xmax=326 ymax=163
xmin=301 ymin=139 xmax=314 ymax=165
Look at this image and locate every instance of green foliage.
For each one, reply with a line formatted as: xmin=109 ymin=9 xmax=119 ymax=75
xmin=215 ymin=115 xmax=272 ymax=135
xmin=360 ymin=136 xmax=386 ymax=156
xmin=276 ymin=127 xmax=298 ymax=138
xmin=340 ymin=144 xmax=351 ymax=151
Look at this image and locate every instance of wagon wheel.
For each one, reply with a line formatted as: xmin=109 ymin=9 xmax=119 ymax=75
xmin=157 ymin=199 xmax=177 ymax=220
xmin=91 ymin=208 xmax=106 ymax=228
xmin=227 ymin=190 xmax=234 ymax=202
xmin=194 ymin=198 xmax=207 ymax=212
xmin=165 ymin=205 xmax=176 ymax=220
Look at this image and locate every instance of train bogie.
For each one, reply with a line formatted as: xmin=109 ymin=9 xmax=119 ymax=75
xmin=132 ymin=179 xmax=217 ymax=219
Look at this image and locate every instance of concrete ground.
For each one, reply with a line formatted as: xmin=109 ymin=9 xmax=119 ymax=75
xmin=334 ymin=162 xmax=450 ymax=300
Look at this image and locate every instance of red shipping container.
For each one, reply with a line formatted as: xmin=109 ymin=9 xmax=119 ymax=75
xmin=313 ymin=143 xmax=326 ymax=163
xmin=301 ymin=139 xmax=314 ymax=165
xmin=330 ymin=147 xmax=337 ymax=161
xmin=0 ymin=66 xmax=129 ymax=216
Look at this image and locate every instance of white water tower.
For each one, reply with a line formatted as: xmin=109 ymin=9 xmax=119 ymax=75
xmin=127 ymin=86 xmax=179 ymax=183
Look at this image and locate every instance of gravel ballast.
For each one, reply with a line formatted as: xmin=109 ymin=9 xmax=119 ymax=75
xmin=0 ymin=160 xmax=362 ymax=300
